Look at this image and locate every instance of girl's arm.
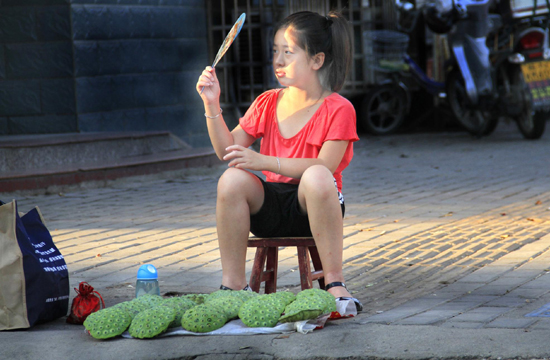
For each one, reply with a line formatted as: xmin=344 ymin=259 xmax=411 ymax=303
xmin=197 ymin=67 xmax=255 ymax=159
xmin=225 ymin=140 xmax=349 ymax=177
xmin=205 ymin=107 xmax=255 ymax=159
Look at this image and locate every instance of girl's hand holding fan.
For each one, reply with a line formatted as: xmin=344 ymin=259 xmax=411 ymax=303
xmin=198 ymin=13 xmax=246 ymax=98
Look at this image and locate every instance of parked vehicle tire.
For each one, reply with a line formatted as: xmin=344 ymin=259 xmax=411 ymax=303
xmin=446 ymin=70 xmax=493 ymax=136
xmin=481 ymin=115 xmax=499 ymax=136
xmin=519 ymin=110 xmax=547 ymax=139
xmin=508 ymin=65 xmax=546 ymax=139
xmin=359 ymin=84 xmax=407 ymax=135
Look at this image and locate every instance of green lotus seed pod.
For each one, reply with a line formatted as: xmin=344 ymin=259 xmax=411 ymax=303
xmin=234 ymin=290 xmax=260 ymax=301
xmin=296 ymin=288 xmax=331 ymax=301
xmin=296 ymin=288 xmax=336 ymax=313
xmin=181 ymin=304 xmax=228 ymax=333
xmin=263 ymin=295 xmax=287 ymax=314
xmin=206 ymin=296 xmax=244 ymax=320
xmin=112 ymin=294 xmax=166 ymax=320
xmin=238 ymin=295 xmax=282 ymax=328
xmin=290 ymin=296 xmax=326 ymax=312
xmin=207 ymin=289 xmax=259 ymax=303
xmin=279 ymin=308 xmax=323 ymax=323
xmin=182 ymin=293 xmax=209 ymax=305
xmin=133 ymin=294 xmax=164 ymax=307
xmin=128 ymin=305 xmax=177 ymax=339
xmin=161 ymin=297 xmax=197 ymax=328
xmin=111 ymin=300 xmax=149 ymax=319
xmin=84 ymin=307 xmax=133 ymax=340
xmin=270 ymin=291 xmax=296 ymax=305
xmin=278 ymin=295 xmax=327 ymax=323
xmin=206 ymin=290 xmax=236 ymax=301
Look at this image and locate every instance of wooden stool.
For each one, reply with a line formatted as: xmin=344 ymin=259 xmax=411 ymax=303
xmin=247 ymin=237 xmax=325 ymax=294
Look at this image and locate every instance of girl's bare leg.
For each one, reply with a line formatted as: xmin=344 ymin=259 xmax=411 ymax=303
xmin=297 ymin=165 xmax=352 ymax=298
xmin=216 ymin=168 xmax=264 ymax=290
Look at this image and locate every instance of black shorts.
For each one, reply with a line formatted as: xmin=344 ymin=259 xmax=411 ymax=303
xmin=249 ymin=176 xmax=345 ymax=238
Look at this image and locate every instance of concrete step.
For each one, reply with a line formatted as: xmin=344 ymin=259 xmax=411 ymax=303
xmin=0 ymin=131 xmax=191 ymax=172
xmin=0 ymin=131 xmax=220 ymax=192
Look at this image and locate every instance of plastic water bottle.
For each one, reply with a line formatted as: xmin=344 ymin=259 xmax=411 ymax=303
xmin=135 ymin=264 xmax=160 ymax=298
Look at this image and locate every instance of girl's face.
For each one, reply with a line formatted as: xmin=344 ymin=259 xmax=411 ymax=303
xmin=272 ymin=27 xmax=319 ymax=88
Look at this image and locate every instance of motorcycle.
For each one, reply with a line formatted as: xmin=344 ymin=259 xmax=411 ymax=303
xmin=423 ymin=0 xmax=502 ymax=136
xmin=424 ymin=0 xmax=548 ymax=139
xmin=359 ymin=1 xmax=447 ymax=135
xmin=487 ymin=0 xmax=549 ymax=139
xmin=361 ymin=0 xmax=501 ymax=136
xmin=363 ymin=0 xmax=549 ymax=138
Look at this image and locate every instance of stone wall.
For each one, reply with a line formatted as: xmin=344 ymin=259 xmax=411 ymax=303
xmin=0 ymin=1 xmax=76 ymax=135
xmin=0 ymin=0 xmax=209 ymax=147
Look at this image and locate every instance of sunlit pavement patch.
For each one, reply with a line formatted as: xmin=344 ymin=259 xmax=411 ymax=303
xmin=525 ymin=302 xmax=550 ymax=317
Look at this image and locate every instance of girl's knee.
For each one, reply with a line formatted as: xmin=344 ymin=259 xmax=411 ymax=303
xmin=219 ymin=168 xmax=249 ymax=191
xmin=300 ymin=165 xmax=336 ymax=198
xmin=302 ymin=165 xmax=333 ymax=184
xmin=217 ymin=168 xmax=261 ymax=199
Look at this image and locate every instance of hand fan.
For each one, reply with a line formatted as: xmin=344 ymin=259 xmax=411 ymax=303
xmin=200 ymin=13 xmax=246 ymax=94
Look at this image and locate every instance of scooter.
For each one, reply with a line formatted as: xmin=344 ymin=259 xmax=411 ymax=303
xmin=424 ymin=0 xmax=548 ymax=139
xmin=362 ymin=0 xmax=548 ymax=138
xmin=359 ymin=27 xmax=446 ymax=135
xmin=423 ymin=0 xmax=503 ymax=136
xmin=360 ymin=0 xmax=500 ymax=136
xmin=359 ymin=1 xmax=447 ymax=135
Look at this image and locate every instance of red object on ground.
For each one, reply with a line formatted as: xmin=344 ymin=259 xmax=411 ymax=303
xmin=66 ymin=282 xmax=105 ymax=324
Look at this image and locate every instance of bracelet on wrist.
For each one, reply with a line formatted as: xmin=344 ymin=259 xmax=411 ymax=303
xmin=205 ymin=108 xmax=223 ymax=119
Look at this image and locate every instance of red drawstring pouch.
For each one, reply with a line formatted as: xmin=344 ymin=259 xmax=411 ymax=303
xmin=66 ymin=282 xmax=105 ymax=324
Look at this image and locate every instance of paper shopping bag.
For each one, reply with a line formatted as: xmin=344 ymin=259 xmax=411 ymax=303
xmin=0 ymin=200 xmax=70 ymax=330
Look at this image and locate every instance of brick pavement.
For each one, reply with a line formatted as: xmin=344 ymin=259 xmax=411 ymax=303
xmin=3 ymin=121 xmax=550 ymax=331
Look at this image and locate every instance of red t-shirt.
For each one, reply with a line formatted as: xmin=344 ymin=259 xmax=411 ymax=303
xmin=239 ymin=89 xmax=359 ymax=192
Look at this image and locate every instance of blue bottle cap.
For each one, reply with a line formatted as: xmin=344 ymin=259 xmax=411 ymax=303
xmin=137 ymin=264 xmax=158 ymax=280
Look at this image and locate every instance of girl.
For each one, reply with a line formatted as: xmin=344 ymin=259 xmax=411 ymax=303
xmin=196 ymin=10 xmax=362 ymax=311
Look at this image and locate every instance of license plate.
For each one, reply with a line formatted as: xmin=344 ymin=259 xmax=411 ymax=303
xmin=521 ymin=60 xmax=550 ymax=109
xmin=521 ymin=61 xmax=550 ymax=83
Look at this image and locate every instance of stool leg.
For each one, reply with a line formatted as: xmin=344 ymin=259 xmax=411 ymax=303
xmin=249 ymin=247 xmax=268 ymax=293
xmin=309 ymin=246 xmax=325 ymax=289
xmin=264 ymin=247 xmax=278 ymax=294
xmin=297 ymin=246 xmax=313 ymax=290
